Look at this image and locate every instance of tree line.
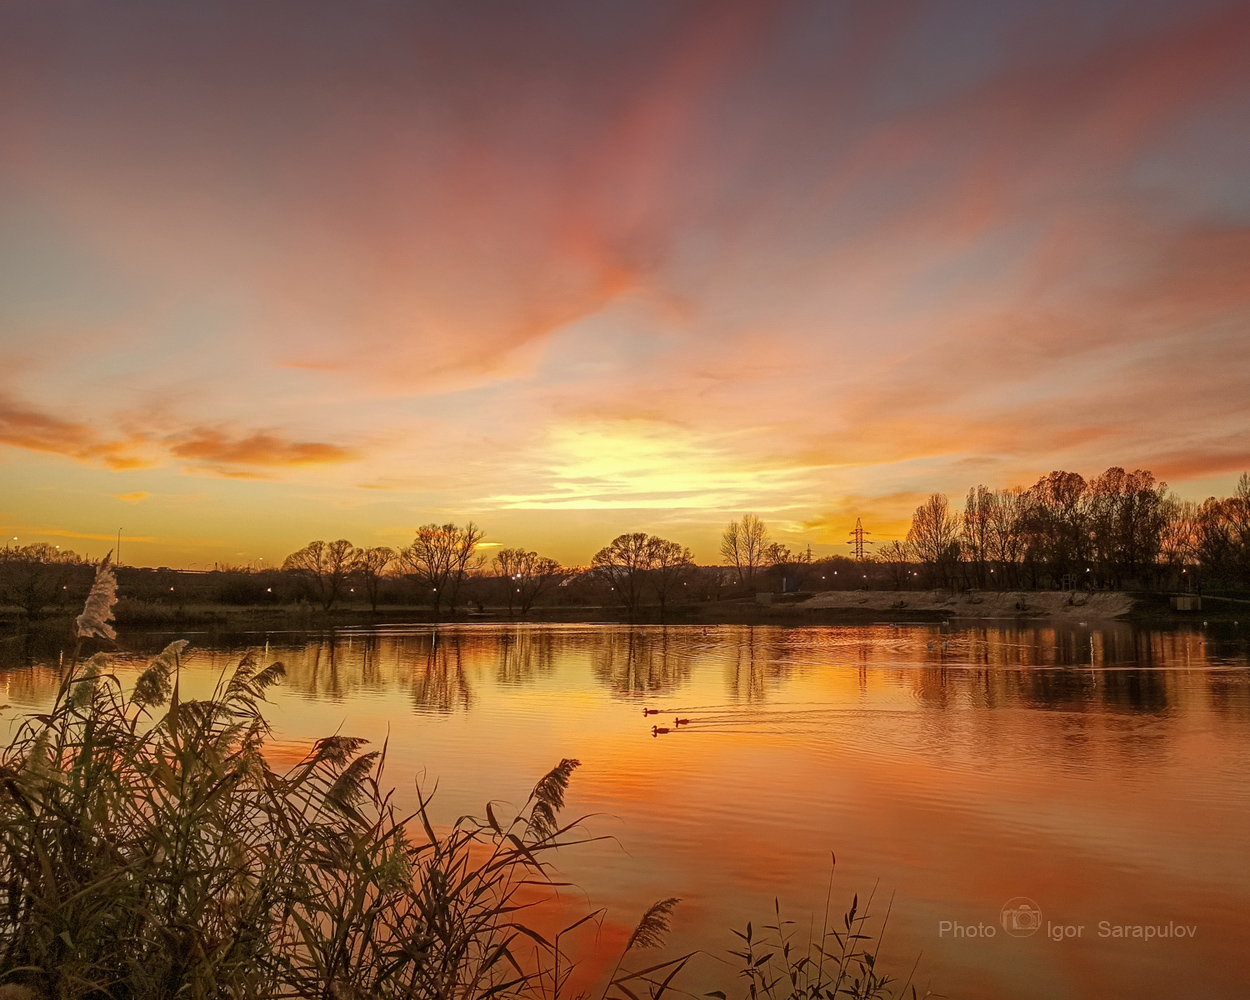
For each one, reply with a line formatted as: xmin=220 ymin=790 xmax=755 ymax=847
xmin=0 ymin=544 xmax=89 ymax=618
xmin=279 ymin=527 xmax=699 ymax=615
xmin=281 ymin=524 xmax=485 ymax=613
xmin=277 ymin=518 xmax=820 ymax=615
xmin=895 ymin=468 xmax=1250 ymax=591
xmin=3 ymin=467 xmax=1249 ymax=619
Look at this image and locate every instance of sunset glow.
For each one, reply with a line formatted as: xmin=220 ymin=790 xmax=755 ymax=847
xmin=2 ymin=1 xmax=1249 ymax=566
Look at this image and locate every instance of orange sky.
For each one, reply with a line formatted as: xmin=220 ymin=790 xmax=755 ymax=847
xmin=1 ymin=0 xmax=1249 ymax=567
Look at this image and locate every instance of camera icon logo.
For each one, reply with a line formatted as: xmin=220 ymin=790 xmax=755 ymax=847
xmin=1000 ymin=897 xmax=1042 ymax=938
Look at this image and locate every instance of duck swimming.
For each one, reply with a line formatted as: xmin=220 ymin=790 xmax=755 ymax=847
xmin=643 ymin=708 xmax=660 ymax=716
xmin=651 ymin=726 xmax=670 ymax=736
xmin=674 ymin=717 xmax=690 ymax=727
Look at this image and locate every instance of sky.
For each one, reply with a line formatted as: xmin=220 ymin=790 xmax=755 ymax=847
xmin=1 ymin=0 xmax=1249 ymax=568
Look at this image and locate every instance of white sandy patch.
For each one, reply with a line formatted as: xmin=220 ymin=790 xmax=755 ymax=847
xmin=798 ymin=589 xmax=1133 ymax=619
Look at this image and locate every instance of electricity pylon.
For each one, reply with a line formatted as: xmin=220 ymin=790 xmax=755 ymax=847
xmin=846 ymin=518 xmax=874 ymax=560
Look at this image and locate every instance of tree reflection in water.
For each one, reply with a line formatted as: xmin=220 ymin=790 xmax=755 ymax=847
xmin=409 ymin=630 xmax=473 ymax=713
xmin=591 ymin=628 xmax=694 ymax=697
xmin=495 ymin=627 xmax=556 ymax=685
xmin=2 ymin=622 xmax=1245 ymax=730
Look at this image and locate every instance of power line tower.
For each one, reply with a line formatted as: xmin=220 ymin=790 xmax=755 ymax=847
xmin=846 ymin=518 xmax=874 ymax=560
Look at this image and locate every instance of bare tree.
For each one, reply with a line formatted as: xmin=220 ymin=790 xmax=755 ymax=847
xmin=351 ymin=546 xmax=395 ymax=612
xmin=1192 ymin=472 xmax=1250 ymax=588
xmin=591 ymin=533 xmax=653 ymax=617
xmin=763 ymin=542 xmax=814 ymax=592
xmin=399 ymin=522 xmax=484 ymax=613
xmin=647 ymin=537 xmax=695 ymax=615
xmin=877 ymin=539 xmax=913 ymax=591
xmin=282 ymin=539 xmax=355 ymax=610
xmin=0 ymin=543 xmax=84 ymax=618
xmin=962 ymin=486 xmax=993 ymax=589
xmin=763 ymin=541 xmax=790 ymax=568
xmin=721 ymin=514 xmax=769 ymax=584
xmin=1086 ymin=468 xmax=1169 ymax=587
xmin=494 ymin=548 xmax=526 ymax=616
xmin=986 ymin=487 xmax=1024 ymax=589
xmin=1160 ymin=496 xmax=1199 ymax=585
xmin=1231 ymin=472 xmax=1250 ymax=585
xmin=494 ymin=548 xmax=562 ymax=616
xmin=907 ymin=494 xmax=960 ymax=589
xmin=1020 ymin=471 xmax=1089 ymax=586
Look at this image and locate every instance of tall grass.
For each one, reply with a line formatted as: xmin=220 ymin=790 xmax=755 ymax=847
xmin=716 ymin=867 xmax=931 ymax=1000
xmin=0 ymin=642 xmax=600 ymax=1000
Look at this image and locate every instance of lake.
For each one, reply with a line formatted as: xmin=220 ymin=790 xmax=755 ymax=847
xmin=4 ymin=621 xmax=1249 ymax=999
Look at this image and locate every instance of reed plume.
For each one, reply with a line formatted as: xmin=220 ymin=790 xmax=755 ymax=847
xmin=625 ymin=896 xmax=681 ymax=951
xmin=74 ymin=550 xmax=117 ymax=640
xmin=526 ymin=756 xmax=580 ymax=839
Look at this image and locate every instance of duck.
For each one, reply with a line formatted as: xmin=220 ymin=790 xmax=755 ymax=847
xmin=651 ymin=726 xmax=671 ymax=736
xmin=674 ymin=717 xmax=690 ymax=727
xmin=643 ymin=708 xmax=660 ymax=716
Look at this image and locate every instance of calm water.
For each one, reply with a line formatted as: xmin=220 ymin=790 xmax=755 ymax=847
xmin=5 ymin=622 xmax=1250 ymax=999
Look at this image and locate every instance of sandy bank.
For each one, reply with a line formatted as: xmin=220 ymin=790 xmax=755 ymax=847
xmin=798 ymin=589 xmax=1133 ymax=619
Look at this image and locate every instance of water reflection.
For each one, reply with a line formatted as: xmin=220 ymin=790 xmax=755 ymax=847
xmin=2 ymin=621 xmax=1249 ymax=1000
xmin=494 ymin=628 xmax=556 ymax=685
xmin=409 ymin=635 xmax=472 ymax=713
xmin=4 ymin=622 xmax=1248 ymax=720
xmin=591 ymin=628 xmax=694 ymax=696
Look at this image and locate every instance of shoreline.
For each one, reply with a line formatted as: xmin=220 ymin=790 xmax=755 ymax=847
xmin=2 ymin=590 xmax=1241 ymax=635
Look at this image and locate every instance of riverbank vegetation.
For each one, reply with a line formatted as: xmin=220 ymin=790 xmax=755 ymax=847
xmin=0 ymin=564 xmax=927 ymax=999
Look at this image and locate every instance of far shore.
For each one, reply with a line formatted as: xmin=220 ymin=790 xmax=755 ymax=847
xmin=3 ymin=590 xmax=1240 ymax=636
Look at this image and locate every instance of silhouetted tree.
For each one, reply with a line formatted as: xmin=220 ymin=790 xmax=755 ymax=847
xmin=962 ymin=486 xmax=993 ymax=589
xmin=1160 ymin=496 xmax=1199 ymax=586
xmin=907 ymin=494 xmax=960 ymax=588
xmin=1086 ymin=468 xmax=1168 ymax=587
xmin=877 ymin=540 xmax=913 ymax=591
xmin=399 ymin=522 xmax=484 ymax=613
xmin=1229 ymin=472 xmax=1250 ymax=585
xmin=1191 ymin=473 xmax=1250 ymax=587
xmin=0 ymin=544 xmax=83 ymax=618
xmin=985 ymin=487 xmax=1024 ymax=589
xmin=1194 ymin=497 xmax=1235 ymax=585
xmin=494 ymin=548 xmax=524 ymax=616
xmin=351 ymin=546 xmax=395 ymax=611
xmin=1020 ymin=471 xmax=1089 ymax=586
xmin=493 ymin=548 xmax=562 ymax=616
xmin=647 ymin=538 xmax=695 ymax=614
xmin=763 ymin=542 xmax=814 ymax=592
xmin=282 ymin=539 xmax=355 ymax=610
xmin=720 ymin=514 xmax=769 ymax=584
xmin=591 ymin=533 xmax=653 ymax=617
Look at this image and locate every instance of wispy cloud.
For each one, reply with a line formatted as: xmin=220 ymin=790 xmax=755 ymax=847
xmin=0 ymin=395 xmax=148 ymax=470
xmin=13 ymin=526 xmax=157 ymax=543
xmin=166 ymin=429 xmax=356 ymax=469
xmin=0 ymin=395 xmax=358 ymax=477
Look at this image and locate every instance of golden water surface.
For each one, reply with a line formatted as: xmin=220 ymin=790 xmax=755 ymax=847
xmin=4 ymin=622 xmax=1249 ymax=999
